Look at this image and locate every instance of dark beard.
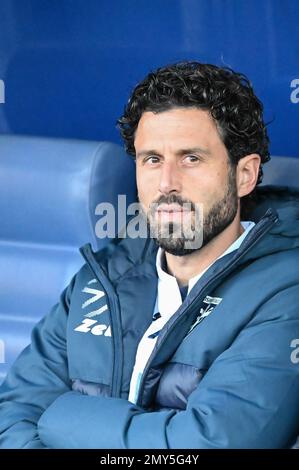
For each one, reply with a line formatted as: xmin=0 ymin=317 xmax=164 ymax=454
xmin=147 ymin=165 xmax=238 ymax=256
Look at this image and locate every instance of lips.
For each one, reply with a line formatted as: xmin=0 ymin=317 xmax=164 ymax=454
xmin=154 ymin=205 xmax=193 ymax=224
xmin=156 ymin=204 xmax=187 ymax=213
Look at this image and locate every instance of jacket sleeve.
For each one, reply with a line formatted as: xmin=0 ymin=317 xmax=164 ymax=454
xmin=0 ymin=276 xmax=76 ymax=449
xmin=38 ymin=284 xmax=299 ymax=449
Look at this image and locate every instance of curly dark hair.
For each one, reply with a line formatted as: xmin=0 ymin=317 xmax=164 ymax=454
xmin=118 ymin=61 xmax=270 ymax=218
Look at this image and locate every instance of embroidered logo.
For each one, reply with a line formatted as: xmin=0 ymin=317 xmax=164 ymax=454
xmin=81 ymin=278 xmax=108 ymax=318
xmin=74 ymin=318 xmax=111 ymax=336
xmin=74 ymin=278 xmax=111 ymax=337
xmin=187 ymin=295 xmax=223 ymax=336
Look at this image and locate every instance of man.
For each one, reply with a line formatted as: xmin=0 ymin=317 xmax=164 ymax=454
xmin=0 ymin=62 xmax=299 ymax=448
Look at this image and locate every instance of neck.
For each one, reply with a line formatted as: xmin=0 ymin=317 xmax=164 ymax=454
xmin=165 ymin=218 xmax=244 ymax=286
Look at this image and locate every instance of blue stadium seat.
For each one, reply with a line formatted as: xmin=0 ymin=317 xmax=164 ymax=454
xmin=0 ymin=135 xmax=136 ymax=383
xmin=262 ymin=156 xmax=299 ymax=187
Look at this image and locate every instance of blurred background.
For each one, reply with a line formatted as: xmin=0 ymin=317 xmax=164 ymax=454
xmin=0 ymin=0 xmax=298 ymax=156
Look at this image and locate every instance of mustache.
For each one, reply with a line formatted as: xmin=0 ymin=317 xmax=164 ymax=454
xmin=151 ymin=194 xmax=196 ymax=211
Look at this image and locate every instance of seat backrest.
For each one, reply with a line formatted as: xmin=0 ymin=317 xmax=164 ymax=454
xmin=0 ymin=135 xmax=136 ymax=383
xmin=261 ymin=155 xmax=299 ymax=187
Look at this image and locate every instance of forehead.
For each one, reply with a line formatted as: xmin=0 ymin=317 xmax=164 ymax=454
xmin=134 ymin=107 xmax=222 ymax=149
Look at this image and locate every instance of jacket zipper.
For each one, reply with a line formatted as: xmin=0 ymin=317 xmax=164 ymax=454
xmin=79 ymin=244 xmax=123 ymax=398
xmin=135 ymin=211 xmax=278 ymax=406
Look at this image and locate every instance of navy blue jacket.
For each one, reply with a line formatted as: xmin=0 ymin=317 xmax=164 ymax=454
xmin=0 ymin=186 xmax=299 ymax=448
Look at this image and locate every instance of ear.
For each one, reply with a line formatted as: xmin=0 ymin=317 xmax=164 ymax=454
xmin=236 ymin=154 xmax=261 ymax=198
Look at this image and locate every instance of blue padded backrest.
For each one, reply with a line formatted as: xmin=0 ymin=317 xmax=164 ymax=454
xmin=0 ymin=135 xmax=136 ymax=246
xmin=262 ymin=156 xmax=299 ymax=188
xmin=0 ymin=135 xmax=136 ymax=383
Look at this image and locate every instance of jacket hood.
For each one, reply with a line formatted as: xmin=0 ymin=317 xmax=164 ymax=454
xmin=252 ymin=185 xmax=299 ymax=223
xmin=245 ymin=185 xmax=299 ymax=260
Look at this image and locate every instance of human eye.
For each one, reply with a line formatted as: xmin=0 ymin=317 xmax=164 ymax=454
xmin=144 ymin=155 xmax=161 ymax=165
xmin=183 ymin=154 xmax=201 ymax=164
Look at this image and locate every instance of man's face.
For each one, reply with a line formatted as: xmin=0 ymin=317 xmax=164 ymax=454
xmin=134 ymin=107 xmax=239 ymax=256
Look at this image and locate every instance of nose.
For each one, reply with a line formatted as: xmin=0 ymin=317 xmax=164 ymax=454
xmin=159 ymin=161 xmax=182 ymax=195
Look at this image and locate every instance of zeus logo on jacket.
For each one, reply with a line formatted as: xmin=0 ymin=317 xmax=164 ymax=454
xmin=74 ymin=278 xmax=112 ymax=337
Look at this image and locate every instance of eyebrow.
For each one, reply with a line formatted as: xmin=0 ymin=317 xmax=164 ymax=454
xmin=136 ymin=147 xmax=211 ymax=159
